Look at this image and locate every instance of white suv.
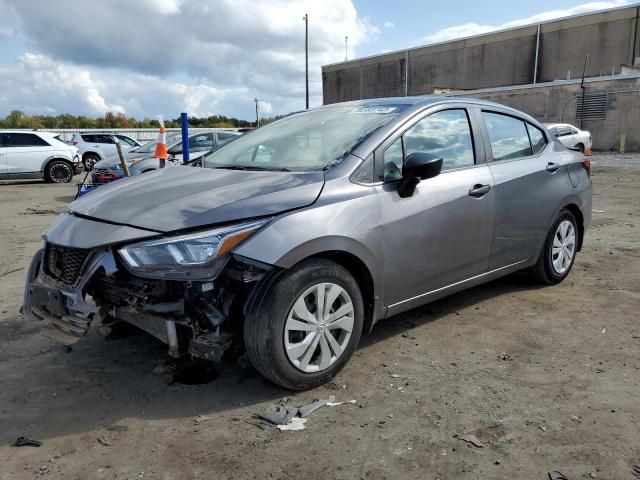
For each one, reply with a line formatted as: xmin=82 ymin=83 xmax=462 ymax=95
xmin=0 ymin=130 xmax=81 ymax=183
xmin=70 ymin=133 xmax=141 ymax=170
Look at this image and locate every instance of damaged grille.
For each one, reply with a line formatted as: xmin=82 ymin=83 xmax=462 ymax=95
xmin=44 ymin=243 xmax=91 ymax=286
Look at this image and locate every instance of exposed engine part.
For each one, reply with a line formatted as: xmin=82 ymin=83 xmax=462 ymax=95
xmin=26 ymin=244 xmax=277 ymax=362
xmin=166 ymin=321 xmax=179 ymax=357
xmin=188 ymin=329 xmax=233 ymax=362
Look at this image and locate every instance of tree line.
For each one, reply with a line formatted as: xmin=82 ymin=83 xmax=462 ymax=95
xmin=0 ymin=110 xmax=258 ymax=129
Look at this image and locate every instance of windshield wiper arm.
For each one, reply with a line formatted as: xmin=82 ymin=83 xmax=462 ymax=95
xmin=212 ymin=165 xmax=292 ymax=172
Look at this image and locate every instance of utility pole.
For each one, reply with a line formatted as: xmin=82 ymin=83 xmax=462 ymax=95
xmin=579 ymin=54 xmax=589 ymax=129
xmin=345 ymin=36 xmax=349 ymax=61
xmin=303 ymin=14 xmax=309 ymax=109
xmin=254 ymin=98 xmax=260 ymax=127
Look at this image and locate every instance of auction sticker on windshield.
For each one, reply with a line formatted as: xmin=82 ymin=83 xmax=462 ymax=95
xmin=348 ymin=106 xmax=398 ymax=114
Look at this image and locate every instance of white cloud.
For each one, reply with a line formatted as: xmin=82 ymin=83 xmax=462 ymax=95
xmin=1 ymin=0 xmax=378 ymax=119
xmin=417 ymin=0 xmax=628 ymax=44
xmin=383 ymin=21 xmax=395 ymax=29
xmin=0 ymin=53 xmax=259 ymax=118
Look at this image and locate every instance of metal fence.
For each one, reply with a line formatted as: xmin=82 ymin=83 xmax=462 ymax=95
xmin=34 ymin=128 xmax=241 ymax=142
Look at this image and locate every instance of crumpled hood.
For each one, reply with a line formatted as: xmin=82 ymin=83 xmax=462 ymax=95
xmin=70 ymin=166 xmax=325 ymax=232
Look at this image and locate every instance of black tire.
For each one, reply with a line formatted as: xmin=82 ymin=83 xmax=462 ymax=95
xmin=530 ymin=209 xmax=578 ymax=285
xmin=576 ymin=143 xmax=585 ymax=153
xmin=44 ymin=160 xmax=74 ymax=183
xmin=244 ymin=259 xmax=364 ymax=390
xmin=83 ymin=154 xmax=100 ymax=171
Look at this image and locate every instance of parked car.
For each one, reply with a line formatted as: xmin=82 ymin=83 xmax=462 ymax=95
xmin=70 ymin=133 xmax=142 ymax=170
xmin=91 ymin=131 xmax=240 ymax=184
xmin=544 ymin=123 xmax=592 ymax=152
xmin=23 ymin=97 xmax=591 ymax=390
xmin=0 ymin=130 xmax=82 ymax=183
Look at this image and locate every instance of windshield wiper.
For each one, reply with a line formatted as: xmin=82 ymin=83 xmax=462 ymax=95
xmin=212 ymin=165 xmax=292 ymax=172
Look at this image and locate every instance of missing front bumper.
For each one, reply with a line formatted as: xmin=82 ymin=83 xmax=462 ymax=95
xmin=23 ymin=247 xmax=117 ymax=341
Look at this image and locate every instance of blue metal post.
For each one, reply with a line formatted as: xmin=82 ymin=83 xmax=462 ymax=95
xmin=180 ymin=112 xmax=189 ymax=164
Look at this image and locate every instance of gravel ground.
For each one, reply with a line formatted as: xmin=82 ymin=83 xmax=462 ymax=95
xmin=1 ymin=153 xmax=639 ymax=479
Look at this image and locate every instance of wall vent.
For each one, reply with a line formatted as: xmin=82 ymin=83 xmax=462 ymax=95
xmin=576 ymin=92 xmax=608 ymax=120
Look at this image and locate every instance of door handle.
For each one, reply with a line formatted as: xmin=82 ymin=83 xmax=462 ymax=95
xmin=468 ymin=184 xmax=491 ymax=197
xmin=546 ymin=162 xmax=560 ymax=173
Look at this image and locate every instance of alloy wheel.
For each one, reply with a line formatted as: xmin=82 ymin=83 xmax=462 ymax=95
xmin=284 ymin=282 xmax=354 ymax=373
xmin=50 ymin=163 xmax=72 ymax=183
xmin=552 ymin=220 xmax=576 ymax=274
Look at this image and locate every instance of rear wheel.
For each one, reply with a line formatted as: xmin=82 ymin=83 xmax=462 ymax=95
xmin=576 ymin=143 xmax=585 ymax=153
xmin=244 ymin=259 xmax=364 ymax=390
xmin=531 ymin=209 xmax=578 ymax=284
xmin=83 ymin=154 xmax=100 ymax=171
xmin=44 ymin=160 xmax=73 ymax=183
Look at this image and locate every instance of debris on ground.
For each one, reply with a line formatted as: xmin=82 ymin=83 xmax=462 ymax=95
xmin=459 ymin=434 xmax=484 ymax=448
xmin=548 ymin=471 xmax=569 ymax=480
xmin=497 ymin=353 xmax=512 ymax=361
xmin=632 ymin=464 xmax=640 ymax=479
xmin=276 ymin=418 xmax=307 ymax=431
xmin=97 ymin=435 xmax=112 ymax=447
xmin=193 ymin=415 xmax=214 ymax=425
xmin=11 ymin=437 xmax=42 ymax=447
xmin=258 ymin=404 xmax=299 ymax=426
xmin=299 ymin=395 xmax=336 ymax=417
xmin=258 ymin=396 xmax=355 ymax=430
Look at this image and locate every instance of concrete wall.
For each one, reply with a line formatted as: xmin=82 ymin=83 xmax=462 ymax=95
xmin=322 ymin=5 xmax=640 ymax=104
xmin=453 ymin=76 xmax=640 ymax=151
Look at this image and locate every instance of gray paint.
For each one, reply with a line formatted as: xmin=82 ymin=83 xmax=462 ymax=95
xmin=31 ymin=97 xmax=591 ymax=327
xmin=69 ymin=166 xmax=325 ymax=233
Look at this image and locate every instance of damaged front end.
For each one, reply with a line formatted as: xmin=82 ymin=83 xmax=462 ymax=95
xmin=23 ymin=216 xmax=275 ymax=362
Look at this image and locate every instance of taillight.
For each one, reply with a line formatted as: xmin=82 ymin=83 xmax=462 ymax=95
xmin=582 ymin=159 xmax=591 ymax=177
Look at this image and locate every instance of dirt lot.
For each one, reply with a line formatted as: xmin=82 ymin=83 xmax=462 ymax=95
xmin=1 ymin=154 xmax=639 ymax=480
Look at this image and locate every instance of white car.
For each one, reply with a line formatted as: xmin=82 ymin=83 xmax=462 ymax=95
xmin=0 ymin=130 xmax=82 ymax=183
xmin=70 ymin=133 xmax=141 ymax=170
xmin=544 ymin=123 xmax=592 ymax=153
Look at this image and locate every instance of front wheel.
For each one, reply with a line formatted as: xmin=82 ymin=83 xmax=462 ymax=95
xmin=83 ymin=154 xmax=100 ymax=171
xmin=44 ymin=161 xmax=74 ymax=183
xmin=530 ymin=209 xmax=578 ymax=284
xmin=244 ymin=259 xmax=364 ymax=390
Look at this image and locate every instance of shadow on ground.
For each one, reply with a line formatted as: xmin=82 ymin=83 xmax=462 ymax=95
xmin=0 ymin=271 xmax=543 ymax=443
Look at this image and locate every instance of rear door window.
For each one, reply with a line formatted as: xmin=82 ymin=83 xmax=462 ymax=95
xmin=2 ymin=133 xmax=50 ymax=147
xmin=556 ymin=126 xmax=572 ymax=137
xmin=116 ymin=135 xmax=137 ymax=146
xmin=482 ymin=112 xmax=532 ymax=161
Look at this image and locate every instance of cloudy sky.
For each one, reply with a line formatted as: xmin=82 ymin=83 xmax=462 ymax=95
xmin=0 ymin=0 xmax=629 ymax=120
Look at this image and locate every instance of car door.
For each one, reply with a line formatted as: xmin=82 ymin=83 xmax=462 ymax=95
xmin=3 ymin=132 xmax=53 ymax=174
xmin=376 ymin=105 xmax=495 ymax=312
xmin=479 ymin=110 xmax=561 ymax=270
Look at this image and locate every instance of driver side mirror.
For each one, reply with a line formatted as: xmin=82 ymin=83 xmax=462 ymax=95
xmin=398 ymin=152 xmax=443 ymax=198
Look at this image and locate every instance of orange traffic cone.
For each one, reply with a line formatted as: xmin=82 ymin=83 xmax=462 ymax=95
xmin=154 ymin=115 xmax=168 ymax=159
xmin=584 ymin=147 xmax=592 ymax=157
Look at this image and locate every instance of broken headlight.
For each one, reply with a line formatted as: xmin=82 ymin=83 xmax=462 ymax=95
xmin=118 ymin=218 xmax=269 ymax=280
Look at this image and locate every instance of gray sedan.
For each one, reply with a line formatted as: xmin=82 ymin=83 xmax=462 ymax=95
xmin=23 ymin=96 xmax=591 ymax=390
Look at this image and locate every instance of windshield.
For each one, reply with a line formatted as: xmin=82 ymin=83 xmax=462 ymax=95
xmin=135 ymin=132 xmax=181 ymax=153
xmin=202 ymin=105 xmax=406 ymax=171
